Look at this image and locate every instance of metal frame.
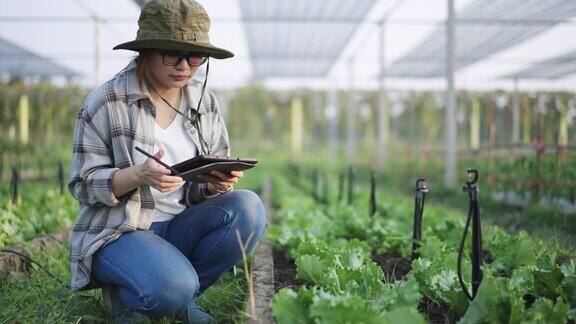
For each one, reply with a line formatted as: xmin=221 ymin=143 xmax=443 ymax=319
xmin=387 ymin=0 xmax=576 ymax=78
xmin=239 ymin=0 xmax=379 ymax=79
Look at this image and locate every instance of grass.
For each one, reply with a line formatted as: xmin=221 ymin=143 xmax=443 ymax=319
xmin=0 ymin=239 xmax=249 ymax=323
xmin=0 ymin=241 xmax=108 ymax=323
xmin=0 ymin=152 xmax=271 ymax=323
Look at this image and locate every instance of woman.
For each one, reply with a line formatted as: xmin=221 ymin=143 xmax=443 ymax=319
xmin=67 ymin=0 xmax=267 ymax=323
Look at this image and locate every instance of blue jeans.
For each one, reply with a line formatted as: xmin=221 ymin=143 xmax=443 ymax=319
xmin=91 ymin=190 xmax=267 ymax=318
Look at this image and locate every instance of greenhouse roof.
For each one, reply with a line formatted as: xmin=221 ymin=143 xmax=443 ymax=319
xmin=387 ymin=0 xmax=576 ymax=78
xmin=1 ymin=0 xmax=575 ymax=89
xmin=238 ymin=0 xmax=378 ymax=79
xmin=0 ymin=37 xmax=78 ymax=79
xmin=505 ymin=49 xmax=576 ymax=79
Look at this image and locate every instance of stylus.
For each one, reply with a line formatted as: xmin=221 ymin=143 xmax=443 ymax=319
xmin=135 ymin=146 xmax=181 ymax=176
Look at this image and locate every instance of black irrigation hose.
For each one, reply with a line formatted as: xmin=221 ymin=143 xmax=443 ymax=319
xmin=457 ymin=202 xmax=474 ymax=301
xmin=0 ymin=249 xmax=70 ymax=289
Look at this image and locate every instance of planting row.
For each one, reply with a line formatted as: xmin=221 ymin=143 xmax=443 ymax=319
xmin=267 ymin=167 xmax=576 ymax=323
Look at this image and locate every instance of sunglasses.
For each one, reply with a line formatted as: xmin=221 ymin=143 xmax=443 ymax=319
xmin=157 ymin=50 xmax=208 ymax=67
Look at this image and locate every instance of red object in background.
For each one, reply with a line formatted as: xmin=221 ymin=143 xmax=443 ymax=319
xmin=533 ymin=138 xmax=545 ymax=153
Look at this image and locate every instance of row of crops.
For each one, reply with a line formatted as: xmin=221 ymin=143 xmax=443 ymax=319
xmin=267 ymin=164 xmax=576 ymax=323
xmin=1 ymin=155 xmax=575 ymax=322
xmin=0 ymin=183 xmax=76 ymax=250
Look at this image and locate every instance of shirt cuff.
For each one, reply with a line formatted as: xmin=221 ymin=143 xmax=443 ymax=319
xmin=88 ymin=167 xmax=121 ymax=207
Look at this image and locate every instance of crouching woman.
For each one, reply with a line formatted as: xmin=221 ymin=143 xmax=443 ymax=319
xmin=67 ymin=0 xmax=267 ymax=322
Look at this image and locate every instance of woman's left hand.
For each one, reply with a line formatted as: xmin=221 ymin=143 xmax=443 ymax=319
xmin=200 ymin=170 xmax=243 ymax=194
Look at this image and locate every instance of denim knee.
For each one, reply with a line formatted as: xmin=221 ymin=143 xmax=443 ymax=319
xmin=226 ymin=190 xmax=267 ymax=237
xmin=138 ymin=271 xmax=199 ymax=316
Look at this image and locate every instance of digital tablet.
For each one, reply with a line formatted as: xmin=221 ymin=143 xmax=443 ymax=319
xmin=171 ymin=155 xmax=258 ymax=183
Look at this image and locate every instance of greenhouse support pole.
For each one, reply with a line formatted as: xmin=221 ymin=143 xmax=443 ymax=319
xmin=559 ymin=98 xmax=569 ymax=147
xmin=347 ymin=58 xmax=356 ymax=166
xmin=291 ymin=97 xmax=303 ymax=154
xmin=444 ymin=0 xmax=457 ymax=188
xmin=512 ymin=78 xmax=521 ymax=144
xmin=328 ymin=83 xmax=339 ymax=162
xmin=470 ymin=97 xmax=480 ymax=150
xmin=376 ymin=20 xmax=390 ymax=171
xmin=18 ymin=94 xmax=29 ymax=145
xmin=522 ymin=96 xmax=531 ymax=144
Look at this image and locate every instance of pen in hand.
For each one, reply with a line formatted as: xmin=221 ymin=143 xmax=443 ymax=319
xmin=135 ymin=146 xmax=180 ymax=176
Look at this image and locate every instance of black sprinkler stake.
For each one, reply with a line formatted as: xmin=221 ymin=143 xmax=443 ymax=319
xmin=411 ymin=178 xmax=428 ymax=260
xmin=338 ymin=170 xmax=345 ymax=202
xmin=369 ymin=170 xmax=377 ymax=216
xmin=58 ymin=160 xmax=65 ymax=195
xmin=10 ymin=164 xmax=19 ymax=204
xmin=457 ymin=169 xmax=483 ymax=300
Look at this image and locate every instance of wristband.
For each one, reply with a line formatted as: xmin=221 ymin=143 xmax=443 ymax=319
xmin=215 ymin=185 xmax=233 ymax=194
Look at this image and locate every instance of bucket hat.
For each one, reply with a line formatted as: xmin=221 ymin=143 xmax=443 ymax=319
xmin=113 ymin=0 xmax=233 ymax=59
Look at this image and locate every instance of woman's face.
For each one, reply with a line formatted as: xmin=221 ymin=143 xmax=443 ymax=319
xmin=146 ymin=50 xmax=204 ymax=89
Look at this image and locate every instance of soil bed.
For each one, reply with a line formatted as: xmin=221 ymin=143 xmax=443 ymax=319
xmin=418 ymin=296 xmax=460 ymax=324
xmin=273 ymin=248 xmax=302 ymax=292
xmin=272 ymin=248 xmax=461 ymax=323
xmin=372 ymin=253 xmax=412 ymax=281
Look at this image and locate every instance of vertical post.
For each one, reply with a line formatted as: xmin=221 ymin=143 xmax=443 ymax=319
xmin=458 ymin=170 xmax=482 ymax=300
xmin=347 ymin=165 xmax=355 ymax=205
xmin=94 ymin=17 xmax=101 ymax=86
xmin=323 ymin=173 xmax=329 ymax=204
xmin=369 ymin=170 xmax=376 ymax=216
xmin=558 ymin=98 xmax=568 ymax=148
xmin=533 ymin=94 xmax=545 ymax=203
xmin=291 ymin=97 xmax=303 ymax=154
xmin=58 ymin=160 xmax=65 ymax=195
xmin=412 ymin=179 xmax=428 ymax=260
xmin=487 ymin=96 xmax=495 ymax=185
xmin=347 ymin=59 xmax=356 ymax=166
xmin=444 ymin=0 xmax=457 ymax=188
xmin=327 ymin=84 xmax=339 ymax=162
xmin=312 ymin=167 xmax=319 ymax=200
xmin=512 ymin=78 xmax=521 ymax=144
xmin=376 ymin=20 xmax=390 ymax=171
xmin=18 ymin=94 xmax=29 ymax=145
xmin=338 ymin=170 xmax=345 ymax=202
xmin=470 ymin=97 xmax=481 ymax=150
xmin=10 ymin=164 xmax=19 ymax=204
xmin=522 ymin=96 xmax=532 ymax=144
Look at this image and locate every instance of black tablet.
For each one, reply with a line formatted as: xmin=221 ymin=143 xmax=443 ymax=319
xmin=171 ymin=155 xmax=258 ymax=183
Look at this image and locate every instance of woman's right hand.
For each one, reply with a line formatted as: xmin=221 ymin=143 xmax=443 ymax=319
xmin=137 ymin=149 xmax=184 ymax=192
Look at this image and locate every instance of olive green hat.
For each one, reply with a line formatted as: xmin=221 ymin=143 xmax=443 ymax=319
xmin=113 ymin=0 xmax=233 ymax=59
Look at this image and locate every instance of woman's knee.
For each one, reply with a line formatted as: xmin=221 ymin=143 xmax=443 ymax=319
xmin=139 ymin=272 xmax=199 ymax=315
xmin=226 ymin=190 xmax=267 ymax=233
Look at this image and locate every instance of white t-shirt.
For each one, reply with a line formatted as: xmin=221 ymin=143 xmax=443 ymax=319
xmin=151 ymin=92 xmax=198 ymax=222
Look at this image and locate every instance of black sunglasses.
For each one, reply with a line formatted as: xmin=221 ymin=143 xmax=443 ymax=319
xmin=158 ymin=50 xmax=208 ymax=67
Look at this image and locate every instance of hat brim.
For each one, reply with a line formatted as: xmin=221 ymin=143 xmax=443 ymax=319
xmin=113 ymin=39 xmax=234 ymax=59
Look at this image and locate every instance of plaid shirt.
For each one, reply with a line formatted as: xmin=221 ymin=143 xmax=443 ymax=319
xmin=67 ymin=60 xmax=230 ymax=292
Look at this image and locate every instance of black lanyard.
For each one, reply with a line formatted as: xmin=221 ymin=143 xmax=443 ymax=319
xmin=147 ymin=58 xmax=211 ymax=155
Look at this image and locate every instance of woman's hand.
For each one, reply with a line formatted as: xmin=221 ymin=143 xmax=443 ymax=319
xmin=137 ymin=149 xmax=184 ymax=192
xmin=200 ymin=170 xmax=243 ymax=194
